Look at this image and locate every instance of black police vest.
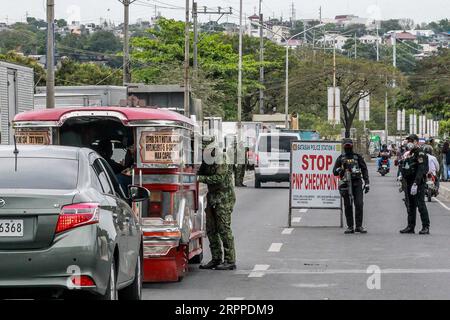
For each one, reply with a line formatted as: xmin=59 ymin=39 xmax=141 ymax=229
xmin=401 ymin=156 xmax=416 ymax=178
xmin=343 ymin=154 xmax=362 ymax=179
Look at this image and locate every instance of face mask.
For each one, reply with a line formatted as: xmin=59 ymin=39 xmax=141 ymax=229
xmin=344 ymin=146 xmax=353 ymax=154
xmin=407 ymin=143 xmax=414 ymax=150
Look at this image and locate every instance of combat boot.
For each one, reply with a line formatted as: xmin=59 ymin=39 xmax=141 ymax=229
xmin=199 ymin=260 xmax=222 ymax=270
xmin=355 ymin=227 xmax=367 ymax=234
xmin=399 ymin=227 xmax=415 ymax=234
xmin=344 ymin=227 xmax=354 ymax=234
xmin=215 ymin=262 xmax=236 ymax=270
xmin=419 ymin=227 xmax=430 ymax=235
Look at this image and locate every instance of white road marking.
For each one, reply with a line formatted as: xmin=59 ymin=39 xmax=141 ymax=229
xmin=248 ymin=264 xmax=270 ymax=278
xmin=434 ymin=197 xmax=450 ymax=211
xmin=268 ymin=243 xmax=283 ymax=252
xmin=239 ymin=268 xmax=450 ymax=276
xmin=299 ymin=209 xmax=308 ymax=213
xmin=225 ymin=297 xmax=245 ymax=300
xmin=282 ymin=228 xmax=294 ymax=235
xmin=292 ymin=283 xmax=335 ymax=288
xmin=292 ymin=217 xmax=302 ymax=223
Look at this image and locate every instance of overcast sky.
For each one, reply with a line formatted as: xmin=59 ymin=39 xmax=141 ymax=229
xmin=3 ymin=0 xmax=449 ymax=25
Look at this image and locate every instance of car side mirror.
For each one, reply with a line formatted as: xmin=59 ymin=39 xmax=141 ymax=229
xmin=128 ymin=186 xmax=150 ymax=202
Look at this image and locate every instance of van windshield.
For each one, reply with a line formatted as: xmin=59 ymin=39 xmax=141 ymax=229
xmin=258 ymin=135 xmax=298 ymax=153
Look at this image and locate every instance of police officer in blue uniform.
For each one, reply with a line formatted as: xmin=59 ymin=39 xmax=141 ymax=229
xmin=333 ymin=139 xmax=370 ymax=234
xmin=399 ymin=134 xmax=430 ymax=235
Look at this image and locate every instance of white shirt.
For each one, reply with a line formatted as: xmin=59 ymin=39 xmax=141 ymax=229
xmin=428 ymin=154 xmax=440 ymax=176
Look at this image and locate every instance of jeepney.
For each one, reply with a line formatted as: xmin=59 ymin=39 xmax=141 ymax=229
xmin=13 ymin=106 xmax=206 ymax=282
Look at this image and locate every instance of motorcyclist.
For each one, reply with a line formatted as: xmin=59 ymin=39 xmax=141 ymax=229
xmin=423 ymin=145 xmax=440 ymax=192
xmin=377 ymin=144 xmax=391 ymax=172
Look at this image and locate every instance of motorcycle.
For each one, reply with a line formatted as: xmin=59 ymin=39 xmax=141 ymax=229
xmin=378 ymin=158 xmax=390 ymax=176
xmin=425 ymin=173 xmax=439 ymax=202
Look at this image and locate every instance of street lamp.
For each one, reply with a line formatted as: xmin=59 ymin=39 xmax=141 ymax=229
xmin=251 ymin=22 xmax=325 ymax=128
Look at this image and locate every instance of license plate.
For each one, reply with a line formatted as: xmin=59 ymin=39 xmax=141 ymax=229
xmin=271 ymin=162 xmax=288 ymax=167
xmin=0 ymin=220 xmax=24 ymax=237
xmin=382 ymin=165 xmax=388 ymax=168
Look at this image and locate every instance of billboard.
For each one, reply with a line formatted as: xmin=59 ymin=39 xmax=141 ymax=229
xmin=327 ymin=87 xmax=341 ymax=124
xmin=290 ymin=141 xmax=342 ymax=210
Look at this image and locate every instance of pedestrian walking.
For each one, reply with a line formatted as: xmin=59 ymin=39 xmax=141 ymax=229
xmin=442 ymin=139 xmax=450 ymax=182
xmin=333 ymin=139 xmax=370 ymax=234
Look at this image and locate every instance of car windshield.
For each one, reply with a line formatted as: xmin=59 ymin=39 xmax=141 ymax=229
xmin=258 ymin=135 xmax=298 ymax=153
xmin=0 ymin=158 xmax=78 ymax=190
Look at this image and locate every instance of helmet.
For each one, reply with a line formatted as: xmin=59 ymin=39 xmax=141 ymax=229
xmin=406 ymin=134 xmax=419 ymax=142
xmin=201 ymin=135 xmax=216 ymax=149
xmin=422 ymin=145 xmax=433 ymax=155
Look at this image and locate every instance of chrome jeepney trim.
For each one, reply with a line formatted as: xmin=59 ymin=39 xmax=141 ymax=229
xmin=13 ymin=121 xmax=60 ymax=128
xmin=128 ymin=120 xmax=194 ymax=131
xmin=59 ymin=110 xmax=129 ymax=123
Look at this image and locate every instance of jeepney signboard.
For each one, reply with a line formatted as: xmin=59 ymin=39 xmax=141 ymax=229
xmin=138 ymin=129 xmax=181 ymax=166
xmin=289 ymin=141 xmax=343 ymax=227
xmin=15 ymin=129 xmax=51 ymax=145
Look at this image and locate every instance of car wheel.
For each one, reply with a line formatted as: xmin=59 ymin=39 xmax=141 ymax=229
xmin=119 ymin=254 xmax=143 ymax=300
xmin=255 ymin=176 xmax=261 ymax=188
xmin=98 ymin=259 xmax=118 ymax=300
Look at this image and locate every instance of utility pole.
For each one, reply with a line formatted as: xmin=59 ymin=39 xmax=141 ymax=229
xmin=193 ymin=1 xmax=198 ymax=71
xmin=184 ymin=0 xmax=190 ymax=117
xmin=118 ymin=0 xmax=137 ymax=85
xmin=193 ymin=6 xmax=232 ymax=72
xmin=46 ymin=0 xmax=55 ymax=109
xmin=354 ymin=32 xmax=357 ymax=59
xmin=393 ymin=32 xmax=397 ymax=68
xmin=304 ymin=21 xmax=307 ymax=45
xmin=259 ymin=0 xmax=264 ymax=114
xmin=238 ymin=0 xmax=243 ymax=138
xmin=385 ymin=78 xmax=389 ymax=145
xmin=376 ymin=22 xmax=380 ymax=61
xmin=332 ymin=42 xmax=337 ymax=129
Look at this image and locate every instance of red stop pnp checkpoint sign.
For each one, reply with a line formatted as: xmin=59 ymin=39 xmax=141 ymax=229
xmin=290 ymin=141 xmax=342 ymax=209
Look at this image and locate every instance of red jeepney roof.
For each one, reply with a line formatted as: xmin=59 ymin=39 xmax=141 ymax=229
xmin=14 ymin=106 xmax=194 ymax=125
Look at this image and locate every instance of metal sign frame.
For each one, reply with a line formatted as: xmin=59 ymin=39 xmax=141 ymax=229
xmin=288 ymin=140 xmax=343 ymax=228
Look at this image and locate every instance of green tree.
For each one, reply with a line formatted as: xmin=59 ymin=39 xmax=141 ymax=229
xmin=130 ymin=18 xmax=280 ymax=120
xmin=87 ymin=31 xmax=122 ymax=53
xmin=55 ymin=59 xmax=122 ymax=86
xmin=397 ymin=49 xmax=450 ymax=123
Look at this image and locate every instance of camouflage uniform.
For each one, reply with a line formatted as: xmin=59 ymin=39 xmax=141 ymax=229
xmin=233 ymin=141 xmax=247 ymax=187
xmin=198 ymin=153 xmax=236 ymax=264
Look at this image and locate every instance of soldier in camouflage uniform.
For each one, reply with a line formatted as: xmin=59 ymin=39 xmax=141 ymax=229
xmin=233 ymin=140 xmax=247 ymax=187
xmin=199 ymin=137 xmax=237 ymax=270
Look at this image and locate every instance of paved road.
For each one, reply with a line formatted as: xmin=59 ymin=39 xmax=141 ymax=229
xmin=143 ymin=163 xmax=450 ymax=300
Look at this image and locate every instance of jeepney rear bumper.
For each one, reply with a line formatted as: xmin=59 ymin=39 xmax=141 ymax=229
xmin=143 ymin=246 xmax=187 ymax=282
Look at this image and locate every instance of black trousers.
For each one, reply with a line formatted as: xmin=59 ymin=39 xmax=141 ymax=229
xmin=405 ymin=181 xmax=430 ymax=228
xmin=342 ymin=180 xmax=364 ymax=228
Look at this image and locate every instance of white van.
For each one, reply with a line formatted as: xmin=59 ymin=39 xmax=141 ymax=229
xmin=254 ymin=132 xmax=300 ymax=188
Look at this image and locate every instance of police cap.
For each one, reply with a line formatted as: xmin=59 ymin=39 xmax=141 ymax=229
xmin=342 ymin=138 xmax=353 ymax=146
